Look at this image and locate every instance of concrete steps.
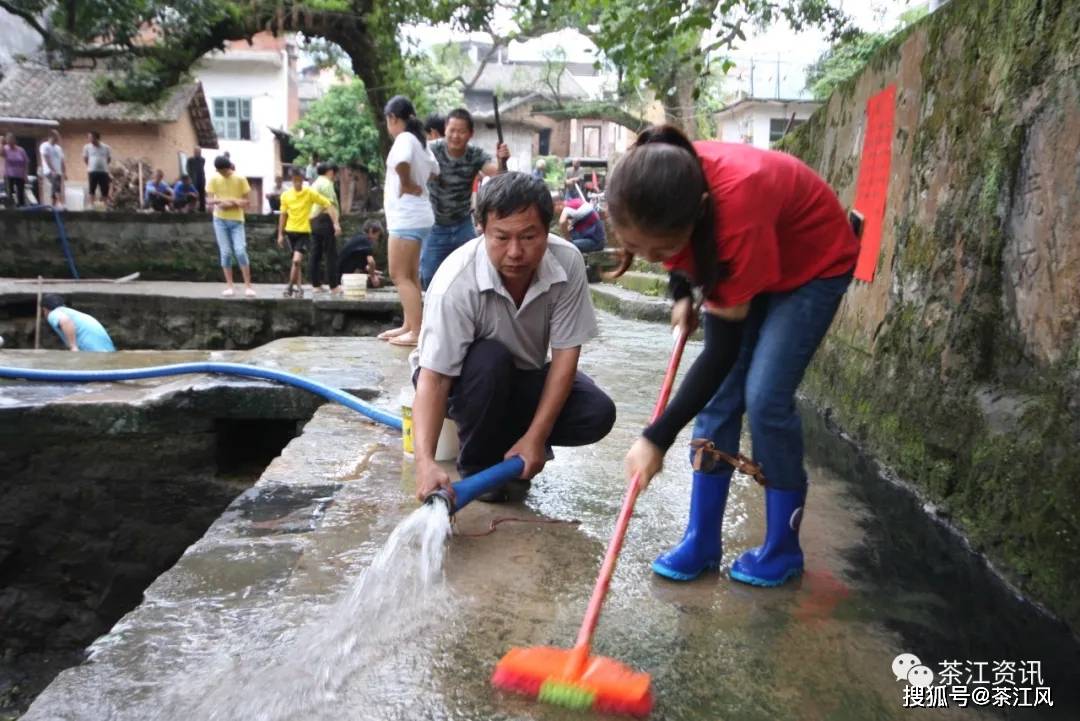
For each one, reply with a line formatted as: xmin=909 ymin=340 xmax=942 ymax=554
xmin=590 ymin=282 xmax=670 ymax=323
xmin=609 ymin=270 xmax=669 ymax=297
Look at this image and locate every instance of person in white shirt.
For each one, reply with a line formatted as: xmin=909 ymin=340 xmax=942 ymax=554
xmin=39 ymin=130 xmax=66 ymax=208
xmin=378 ymin=95 xmax=438 ymax=348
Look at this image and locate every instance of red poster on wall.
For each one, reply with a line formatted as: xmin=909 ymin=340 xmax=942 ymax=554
xmin=852 ymin=84 xmax=897 ymax=282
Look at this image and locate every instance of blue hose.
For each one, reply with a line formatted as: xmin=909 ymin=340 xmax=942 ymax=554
xmin=0 ymin=361 xmax=402 ymax=429
xmin=15 ymin=205 xmax=79 ymax=278
xmin=0 ymin=362 xmax=523 ymax=511
xmin=52 ymin=207 xmax=80 ymax=279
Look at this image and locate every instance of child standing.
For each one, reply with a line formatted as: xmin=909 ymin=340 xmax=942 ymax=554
xmin=277 ymin=168 xmax=341 ymax=298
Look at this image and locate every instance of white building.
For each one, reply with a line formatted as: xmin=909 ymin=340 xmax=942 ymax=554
xmin=714 ymin=97 xmax=822 ymax=149
xmin=195 ymin=33 xmax=299 ymax=212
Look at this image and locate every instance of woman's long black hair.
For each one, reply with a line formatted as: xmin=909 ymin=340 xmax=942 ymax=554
xmin=383 ymin=95 xmax=426 ymax=148
xmin=606 ymin=125 xmax=720 ymax=294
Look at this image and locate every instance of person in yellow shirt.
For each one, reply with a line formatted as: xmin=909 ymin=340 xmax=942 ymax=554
xmin=206 ymin=155 xmax=255 ymax=297
xmin=277 ymin=167 xmax=342 ymax=298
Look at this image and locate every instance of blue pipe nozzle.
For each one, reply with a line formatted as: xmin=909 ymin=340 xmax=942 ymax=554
xmin=423 ymin=457 xmax=526 ymax=515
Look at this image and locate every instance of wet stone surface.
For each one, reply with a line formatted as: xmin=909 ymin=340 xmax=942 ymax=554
xmin=9 ymin=317 xmax=1080 ymax=720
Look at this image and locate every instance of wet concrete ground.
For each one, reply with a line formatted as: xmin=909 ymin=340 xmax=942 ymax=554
xmin=8 ymin=314 xmax=1078 ymax=720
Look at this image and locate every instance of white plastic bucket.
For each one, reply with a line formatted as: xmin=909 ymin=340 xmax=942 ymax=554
xmin=341 ymin=273 xmax=367 ymax=299
xmin=398 ymin=386 xmax=458 ymax=461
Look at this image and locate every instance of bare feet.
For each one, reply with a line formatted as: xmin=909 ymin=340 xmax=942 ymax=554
xmin=388 ymin=330 xmax=419 ymax=347
xmin=377 ymin=326 xmax=409 ymax=341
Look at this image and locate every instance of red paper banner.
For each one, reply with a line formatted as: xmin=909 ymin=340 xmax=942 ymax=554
xmin=852 ymin=84 xmax=897 ymax=282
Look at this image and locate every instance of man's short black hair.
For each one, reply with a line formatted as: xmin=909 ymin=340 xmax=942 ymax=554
xmin=42 ymin=293 xmax=64 ymax=311
xmin=475 ymin=172 xmax=553 ymax=230
xmin=289 ymin=166 xmax=305 ymax=178
xmin=213 ymin=155 xmax=231 ymax=171
xmin=446 ymin=107 xmax=474 ymax=133
xmin=423 ymin=112 xmax=445 ymax=137
xmin=180 ymin=174 xmax=191 ymax=182
xmin=316 ymin=161 xmax=337 ymax=175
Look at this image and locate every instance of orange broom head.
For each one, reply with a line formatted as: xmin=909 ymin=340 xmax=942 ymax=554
xmin=491 ymin=646 xmax=653 ymax=717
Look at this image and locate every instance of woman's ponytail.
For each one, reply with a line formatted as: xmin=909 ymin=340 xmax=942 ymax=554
xmin=606 ymin=125 xmax=720 ymax=294
xmin=383 ymin=95 xmax=427 ymax=148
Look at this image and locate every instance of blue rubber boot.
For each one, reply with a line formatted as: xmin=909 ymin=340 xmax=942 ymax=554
xmin=652 ymin=471 xmax=731 ymax=581
xmin=730 ymin=487 xmax=806 ymax=587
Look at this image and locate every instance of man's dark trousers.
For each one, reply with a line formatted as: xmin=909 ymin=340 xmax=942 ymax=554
xmin=446 ymin=339 xmax=616 ymax=477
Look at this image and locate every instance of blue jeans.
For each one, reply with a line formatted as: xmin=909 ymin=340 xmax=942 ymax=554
xmin=570 ymin=221 xmax=606 ymax=254
xmin=421 ymin=217 xmax=478 ymax=289
xmin=212 ymin=217 xmax=249 ymax=268
xmin=692 ymin=273 xmax=852 ymax=490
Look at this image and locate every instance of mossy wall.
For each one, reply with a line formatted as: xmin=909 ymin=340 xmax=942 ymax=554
xmin=780 ymin=0 xmax=1080 ymax=630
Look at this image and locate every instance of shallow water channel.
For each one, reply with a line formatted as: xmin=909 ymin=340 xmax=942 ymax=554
xmin=18 ymin=313 xmax=1080 ymax=720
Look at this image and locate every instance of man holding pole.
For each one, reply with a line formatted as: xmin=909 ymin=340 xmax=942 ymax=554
xmin=421 ymin=107 xmax=510 ymax=289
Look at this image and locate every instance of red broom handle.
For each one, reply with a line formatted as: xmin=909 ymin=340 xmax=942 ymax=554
xmin=571 ymin=328 xmax=689 ymax=658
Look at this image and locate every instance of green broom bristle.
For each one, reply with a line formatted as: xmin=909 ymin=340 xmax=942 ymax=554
xmin=538 ymin=679 xmax=597 ymax=710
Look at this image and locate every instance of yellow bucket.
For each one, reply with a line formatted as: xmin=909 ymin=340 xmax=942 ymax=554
xmin=401 ymin=403 xmax=414 ymax=454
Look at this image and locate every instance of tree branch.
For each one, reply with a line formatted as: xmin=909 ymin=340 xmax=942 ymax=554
xmin=0 ymin=0 xmax=49 ymax=38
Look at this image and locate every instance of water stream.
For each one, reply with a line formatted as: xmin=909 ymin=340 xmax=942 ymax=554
xmin=157 ymin=502 xmax=453 ymax=721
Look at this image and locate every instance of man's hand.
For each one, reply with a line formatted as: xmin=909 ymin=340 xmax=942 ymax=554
xmin=333 ymin=222 xmax=342 ymax=236
xmin=625 ymin=436 xmax=664 ymax=490
xmin=276 ymin=233 xmax=285 ymax=248
xmin=400 ymin=179 xmax=422 ymax=197
xmin=505 ymin=433 xmax=547 ymax=480
xmin=671 ymin=297 xmax=698 ymax=338
xmin=496 ymin=143 xmax=510 ymax=161
xmin=416 ymin=459 xmax=454 ymax=503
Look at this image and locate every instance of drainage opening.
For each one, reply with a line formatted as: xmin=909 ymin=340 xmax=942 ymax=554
xmin=0 ymin=406 xmax=311 ymax=718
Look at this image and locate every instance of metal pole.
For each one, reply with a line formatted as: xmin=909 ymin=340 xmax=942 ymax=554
xmin=34 ymin=275 xmax=42 ymax=349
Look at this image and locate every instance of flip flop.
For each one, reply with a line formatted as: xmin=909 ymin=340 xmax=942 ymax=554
xmin=387 ymin=334 xmax=418 ymax=347
xmin=377 ymin=328 xmax=406 ymax=340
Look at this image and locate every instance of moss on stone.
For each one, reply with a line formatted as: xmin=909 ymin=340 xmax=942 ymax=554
xmin=784 ymin=0 xmax=1080 ymax=629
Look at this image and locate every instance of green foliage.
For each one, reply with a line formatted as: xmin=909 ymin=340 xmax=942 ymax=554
xmin=292 ymin=80 xmax=382 ymax=171
xmin=522 ymin=0 xmax=849 ymax=102
xmin=5 ymin=0 xmax=849 ymax=142
xmin=805 ymin=31 xmax=891 ymax=100
xmin=406 ymin=44 xmax=467 ymax=112
xmin=805 ymin=4 xmax=930 ymax=100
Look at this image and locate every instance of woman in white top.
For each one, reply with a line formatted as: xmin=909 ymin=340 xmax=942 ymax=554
xmin=379 ymin=95 xmax=438 ymax=347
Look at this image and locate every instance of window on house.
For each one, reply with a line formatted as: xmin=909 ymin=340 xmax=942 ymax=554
xmin=212 ymin=98 xmax=253 ymax=141
xmin=769 ymin=117 xmax=805 ymax=143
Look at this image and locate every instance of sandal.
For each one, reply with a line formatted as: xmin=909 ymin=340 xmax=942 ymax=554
xmin=244 ymin=288 xmax=257 ymax=298
xmin=222 ymin=287 xmax=235 ymax=297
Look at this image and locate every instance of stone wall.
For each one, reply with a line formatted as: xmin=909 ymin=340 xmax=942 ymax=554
xmin=0 ymin=211 xmax=387 ymax=282
xmin=0 ymin=290 xmax=402 ymax=350
xmin=0 ymin=383 xmax=320 ymax=716
xmin=781 ymin=0 xmax=1080 ymax=629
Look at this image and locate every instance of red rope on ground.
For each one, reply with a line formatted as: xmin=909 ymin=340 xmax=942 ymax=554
xmin=453 ymin=516 xmax=581 ymax=538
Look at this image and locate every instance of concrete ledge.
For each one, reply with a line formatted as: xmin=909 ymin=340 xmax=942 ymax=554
xmin=589 ymin=283 xmax=671 ymax=323
xmin=0 ymin=280 xmax=402 ymax=350
xmin=609 ymin=270 xmax=668 ymax=297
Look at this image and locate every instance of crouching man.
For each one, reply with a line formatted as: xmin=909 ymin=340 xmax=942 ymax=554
xmin=412 ymin=172 xmax=616 ymax=503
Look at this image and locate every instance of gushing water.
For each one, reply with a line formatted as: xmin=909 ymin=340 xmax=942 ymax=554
xmin=159 ymin=502 xmax=453 ymax=721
